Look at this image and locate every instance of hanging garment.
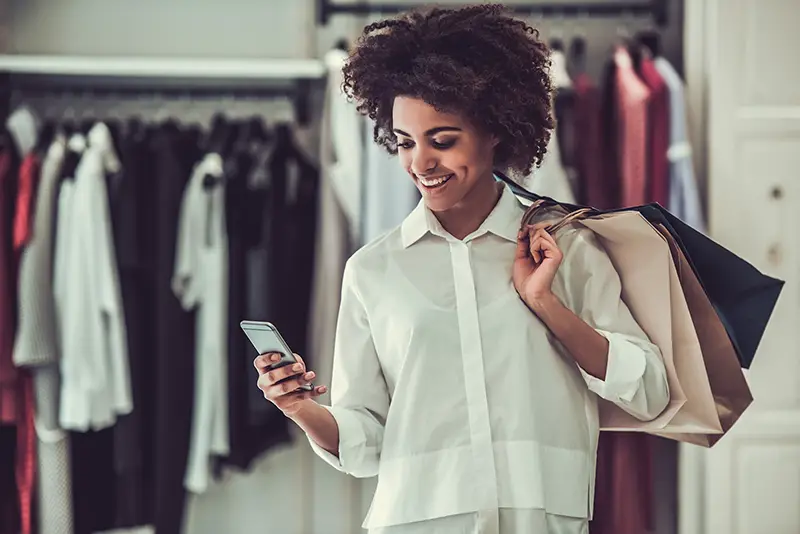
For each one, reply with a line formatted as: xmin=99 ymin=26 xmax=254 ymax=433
xmin=241 ymin=147 xmax=291 ymax=446
xmin=107 ymin=134 xmax=158 ymax=528
xmin=308 ymin=55 xmax=361 ymax=403
xmin=0 ymin=132 xmax=25 ymax=534
xmin=638 ymin=56 xmax=670 ymax=206
xmin=324 ymin=47 xmax=363 ymax=243
xmin=13 ymin=135 xmax=75 ymax=534
xmin=173 ymin=152 xmax=229 ymax=494
xmin=54 ymin=123 xmax=131 ymax=431
xmin=654 ymin=57 xmax=706 ymax=233
xmin=591 ymin=50 xmax=656 ymax=534
xmin=522 ymin=131 xmax=576 ymax=204
xmin=308 ymin=183 xmax=669 ymax=532
xmin=9 ymin=152 xmax=40 ymax=534
xmin=151 ymin=124 xmax=197 ymax=534
xmin=613 ymin=47 xmax=652 ymax=207
xmin=598 ymin=59 xmax=622 ymax=209
xmin=361 ymin=117 xmax=420 ymax=245
xmin=12 ymin=154 xmax=40 ymax=252
xmin=572 ymin=74 xmax=607 ymax=209
xmin=0 ymin=146 xmax=17 ymax=425
xmin=266 ymin=127 xmax=319 ymax=359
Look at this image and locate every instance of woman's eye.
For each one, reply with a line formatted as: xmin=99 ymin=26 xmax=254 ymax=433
xmin=397 ymin=140 xmax=414 ymax=149
xmin=432 ymin=139 xmax=456 ymax=149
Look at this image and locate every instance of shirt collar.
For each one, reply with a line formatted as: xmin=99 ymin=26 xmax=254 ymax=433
xmin=401 ymin=181 xmax=522 ymax=248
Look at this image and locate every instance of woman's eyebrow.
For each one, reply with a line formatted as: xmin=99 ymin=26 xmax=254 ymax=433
xmin=392 ymin=126 xmax=463 ymax=136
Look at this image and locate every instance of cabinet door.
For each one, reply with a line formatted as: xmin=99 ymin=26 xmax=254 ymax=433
xmin=686 ymin=0 xmax=800 ymax=533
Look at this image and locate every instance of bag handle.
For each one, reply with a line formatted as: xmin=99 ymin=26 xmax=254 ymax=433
xmin=494 ymin=170 xmax=596 ymax=234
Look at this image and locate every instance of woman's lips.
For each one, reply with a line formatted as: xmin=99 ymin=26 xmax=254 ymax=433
xmin=418 ymin=173 xmax=454 ymax=188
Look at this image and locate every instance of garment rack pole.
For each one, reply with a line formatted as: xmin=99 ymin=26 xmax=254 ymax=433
xmin=316 ymin=0 xmax=668 ymax=27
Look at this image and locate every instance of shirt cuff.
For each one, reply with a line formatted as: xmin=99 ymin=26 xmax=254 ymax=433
xmin=306 ymin=405 xmax=367 ymax=474
xmin=578 ymin=329 xmax=647 ymax=403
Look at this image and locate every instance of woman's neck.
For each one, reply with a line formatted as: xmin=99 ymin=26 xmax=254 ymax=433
xmin=435 ymin=176 xmax=503 ymax=240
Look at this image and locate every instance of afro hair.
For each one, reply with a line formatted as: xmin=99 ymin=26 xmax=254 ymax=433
xmin=342 ymin=3 xmax=555 ymax=176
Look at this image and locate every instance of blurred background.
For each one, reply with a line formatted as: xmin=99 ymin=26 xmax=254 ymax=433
xmin=0 ymin=1 xmax=796 ymax=533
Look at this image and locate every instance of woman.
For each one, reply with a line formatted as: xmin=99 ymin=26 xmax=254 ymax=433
xmin=254 ymin=5 xmax=669 ymax=533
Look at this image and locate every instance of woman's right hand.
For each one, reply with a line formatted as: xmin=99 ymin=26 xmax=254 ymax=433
xmin=254 ymin=353 xmax=327 ymax=416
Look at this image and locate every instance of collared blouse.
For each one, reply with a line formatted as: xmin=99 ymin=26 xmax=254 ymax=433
xmin=309 ymin=184 xmax=670 ymax=533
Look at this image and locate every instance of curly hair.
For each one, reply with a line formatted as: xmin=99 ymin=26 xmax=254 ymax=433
xmin=342 ymin=3 xmax=555 ymax=176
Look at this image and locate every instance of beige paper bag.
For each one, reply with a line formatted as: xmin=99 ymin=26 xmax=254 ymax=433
xmin=523 ymin=203 xmax=736 ymax=438
xmin=650 ymin=223 xmax=753 ymax=446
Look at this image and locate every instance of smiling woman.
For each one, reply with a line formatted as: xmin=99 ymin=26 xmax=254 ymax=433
xmin=254 ymin=4 xmax=670 ymax=534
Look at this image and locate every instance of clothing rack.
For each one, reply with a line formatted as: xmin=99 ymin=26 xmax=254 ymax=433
xmin=0 ymin=55 xmax=326 ymax=125
xmin=316 ymin=0 xmax=669 ymax=26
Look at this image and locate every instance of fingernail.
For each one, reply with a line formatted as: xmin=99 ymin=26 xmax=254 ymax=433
xmin=271 ymin=354 xmax=280 ymax=362
xmin=305 ymin=372 xmax=315 ymax=380
xmin=292 ymin=363 xmax=303 ymax=372
xmin=319 ymin=386 xmax=327 ymax=393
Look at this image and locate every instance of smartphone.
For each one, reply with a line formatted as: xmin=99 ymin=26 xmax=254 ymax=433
xmin=240 ymin=320 xmax=314 ymax=392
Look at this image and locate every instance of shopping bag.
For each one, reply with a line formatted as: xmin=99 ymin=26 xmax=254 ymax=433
xmin=522 ymin=202 xmax=719 ymax=434
xmin=499 ymin=171 xmax=784 ymax=369
xmin=649 ymin=222 xmax=753 ymax=446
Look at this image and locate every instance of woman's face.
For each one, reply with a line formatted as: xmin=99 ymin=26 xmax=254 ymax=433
xmin=392 ymin=96 xmax=498 ymax=213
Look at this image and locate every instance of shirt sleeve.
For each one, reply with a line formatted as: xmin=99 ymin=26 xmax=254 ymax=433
xmin=171 ymin=169 xmax=203 ymax=310
xmin=556 ymin=227 xmax=670 ymax=422
xmin=307 ymin=257 xmax=390 ymax=478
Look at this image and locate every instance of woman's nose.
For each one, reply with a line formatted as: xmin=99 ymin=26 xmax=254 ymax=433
xmin=410 ymin=148 xmax=438 ymax=176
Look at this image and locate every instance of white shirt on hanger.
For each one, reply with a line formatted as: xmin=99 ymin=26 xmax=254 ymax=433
xmin=173 ymin=152 xmax=230 ymax=494
xmin=308 ymin=184 xmax=669 ymax=533
xmin=55 ymin=125 xmax=132 ymax=431
xmin=325 ymin=47 xmax=364 ymax=244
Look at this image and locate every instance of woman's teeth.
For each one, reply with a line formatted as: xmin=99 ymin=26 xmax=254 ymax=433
xmin=419 ymin=174 xmax=453 ymax=188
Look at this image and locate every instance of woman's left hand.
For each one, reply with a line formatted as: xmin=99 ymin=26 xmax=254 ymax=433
xmin=513 ymin=223 xmax=563 ymax=309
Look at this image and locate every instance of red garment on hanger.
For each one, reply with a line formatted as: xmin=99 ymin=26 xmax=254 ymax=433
xmin=573 ymin=73 xmax=609 ymax=208
xmin=614 ymin=46 xmax=652 ymax=207
xmin=639 ymin=57 xmax=671 ymax=206
xmin=13 ymin=154 xmax=41 ymax=251
xmin=14 ymin=154 xmax=39 ymax=534
xmin=0 ymin=148 xmax=37 ymax=534
xmin=590 ymin=47 xmax=657 ymax=534
xmin=0 ymin=149 xmax=16 ymax=424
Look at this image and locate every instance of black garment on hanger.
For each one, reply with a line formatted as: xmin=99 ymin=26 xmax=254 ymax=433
xmin=223 ymin=139 xmax=294 ymax=472
xmin=223 ymin=123 xmax=320 ymax=471
xmin=150 ymin=123 xmax=198 ymax=534
xmin=267 ymin=124 xmax=319 ymax=362
xmin=107 ymin=133 xmax=158 ymax=528
xmin=599 ymin=57 xmax=622 ymax=209
xmin=0 ymin=128 xmax=21 ymax=534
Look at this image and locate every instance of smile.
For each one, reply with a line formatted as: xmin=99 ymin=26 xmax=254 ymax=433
xmin=418 ymin=174 xmax=454 ymax=188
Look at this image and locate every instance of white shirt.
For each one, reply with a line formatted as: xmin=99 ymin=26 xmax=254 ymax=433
xmin=172 ymin=153 xmax=230 ymax=493
xmin=54 ymin=125 xmax=132 ymax=431
xmin=308 ymin=184 xmax=670 ymax=533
